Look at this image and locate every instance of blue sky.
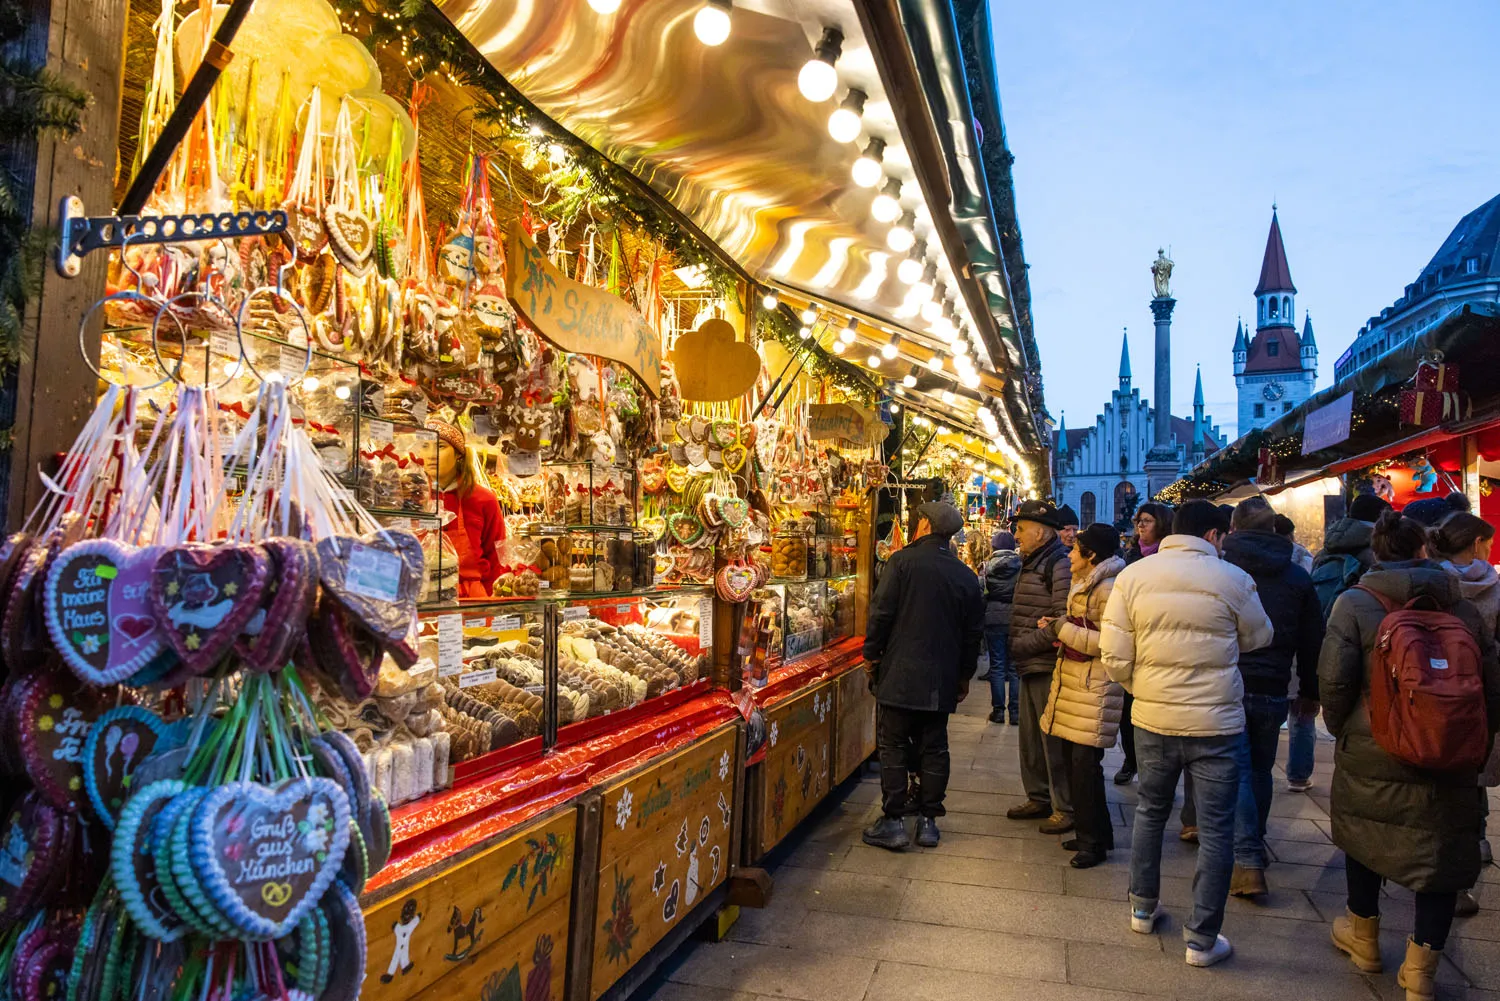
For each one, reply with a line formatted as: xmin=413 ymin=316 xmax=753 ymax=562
xmin=990 ymin=1 xmax=1500 ymax=440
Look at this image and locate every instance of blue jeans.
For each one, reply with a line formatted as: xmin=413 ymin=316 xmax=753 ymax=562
xmin=1233 ymin=695 xmax=1289 ymax=869
xmin=985 ymin=625 xmax=1018 ymax=717
xmin=1130 ymin=729 xmax=1240 ymax=949
xmin=1286 ymin=706 xmax=1317 ymax=784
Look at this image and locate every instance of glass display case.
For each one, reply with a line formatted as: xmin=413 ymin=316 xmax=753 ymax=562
xmin=556 ymin=589 xmax=713 ymax=721
xmin=826 ymin=575 xmax=856 ymax=643
xmin=783 ymin=580 xmax=827 ymax=663
xmin=543 ymin=459 xmax=635 ymax=527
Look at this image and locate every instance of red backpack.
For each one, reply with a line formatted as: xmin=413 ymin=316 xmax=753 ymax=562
xmin=1355 ymin=585 xmax=1489 ymax=771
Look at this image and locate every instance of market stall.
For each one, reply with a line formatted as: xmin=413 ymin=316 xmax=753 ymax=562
xmin=0 ymin=0 xmax=1043 ymax=997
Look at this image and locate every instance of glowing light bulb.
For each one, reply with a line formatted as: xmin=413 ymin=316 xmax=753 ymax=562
xmin=870 ymin=177 xmax=902 ymax=223
xmin=921 ymin=298 xmax=943 ymax=324
xmin=831 ymin=338 xmax=846 ymax=355
xmin=839 ymin=317 xmax=857 ymax=344
xmin=902 ymin=367 xmax=918 ymax=388
xmin=801 ymin=306 xmax=818 ymax=325
xmin=881 ymin=332 xmax=900 ymax=359
xmin=827 ymin=89 xmax=865 ymax=143
xmin=886 ymin=211 xmax=915 ymax=253
xmin=798 ymin=325 xmax=812 ymax=339
xmin=851 ymin=138 xmax=885 ymax=188
xmin=797 ymin=28 xmax=843 ymax=102
xmin=896 ymin=244 xmax=925 ymax=284
xmin=301 ymin=375 xmax=321 ymax=392
xmin=762 ymin=290 xmax=778 ymax=310
xmin=334 ymin=384 xmax=351 ymax=400
xmin=961 ymin=370 xmax=982 ymax=389
xmin=693 ymin=0 xmax=732 ymax=46
xmin=889 ymin=402 xmax=900 ymax=413
xmin=926 ymin=354 xmax=944 ymax=373
xmin=587 ymin=0 xmax=620 ymax=11
xmin=914 ymin=262 xmax=937 ymax=302
xmin=866 ymin=354 xmax=881 ymax=367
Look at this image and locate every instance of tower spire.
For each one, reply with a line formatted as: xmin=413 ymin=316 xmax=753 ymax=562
xmin=1056 ymin=411 xmax=1068 ymax=456
xmin=1192 ymin=365 xmax=1205 ymax=454
xmin=1119 ymin=327 xmax=1131 ymax=390
xmin=1256 ymin=208 xmax=1297 ymax=296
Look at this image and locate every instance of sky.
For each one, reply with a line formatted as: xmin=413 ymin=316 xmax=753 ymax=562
xmin=990 ymin=0 xmax=1500 ymax=441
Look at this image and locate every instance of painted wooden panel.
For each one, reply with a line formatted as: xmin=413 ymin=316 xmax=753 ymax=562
xmin=363 ymin=809 xmax=577 ymax=1001
xmin=591 ymin=727 xmax=738 ymax=1000
xmin=756 ymin=680 xmax=834 ymax=857
xmin=833 ymin=667 xmax=876 ymax=783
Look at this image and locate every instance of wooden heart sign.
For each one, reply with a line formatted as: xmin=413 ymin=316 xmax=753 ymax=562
xmin=190 ymin=778 xmax=352 ymax=940
xmin=150 ymin=544 xmax=270 ymax=675
xmin=315 ymin=531 xmax=422 ymax=648
xmin=44 ymin=540 xmax=172 ymax=686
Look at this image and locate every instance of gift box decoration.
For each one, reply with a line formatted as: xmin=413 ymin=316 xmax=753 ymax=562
xmin=1399 ymin=388 xmax=1471 ymax=427
xmin=1414 ymin=360 xmax=1460 ymax=392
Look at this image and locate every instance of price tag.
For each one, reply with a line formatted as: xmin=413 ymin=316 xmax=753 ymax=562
xmin=562 ymin=606 xmax=588 ymax=622
xmin=616 ymin=604 xmax=632 ymax=615
xmin=470 ymin=413 xmax=496 ymax=437
xmin=345 ymin=543 xmax=402 ymax=602
xmin=698 ymin=597 xmax=713 ymax=646
xmin=286 ymin=322 xmax=308 ymax=348
xmin=278 ymin=345 xmax=306 ymax=382
xmin=367 ymin=420 xmax=394 ymax=443
xmin=436 ymin=614 xmax=462 ymax=677
xmin=458 ymin=667 xmax=497 ymax=689
xmin=508 ymin=451 xmax=540 ymax=477
xmin=494 ymin=614 xmax=522 ymax=632
xmin=464 ymin=617 xmax=489 ymax=629
xmin=210 ymin=329 xmax=239 ymax=360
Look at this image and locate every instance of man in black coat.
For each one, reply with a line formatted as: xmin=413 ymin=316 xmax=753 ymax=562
xmin=862 ymin=501 xmax=985 ymax=850
xmin=1220 ymin=497 xmax=1325 ymax=898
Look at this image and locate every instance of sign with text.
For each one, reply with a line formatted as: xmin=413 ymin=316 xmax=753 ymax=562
xmin=1302 ymin=392 xmax=1354 ymax=455
xmin=506 ymin=231 xmax=661 ymax=397
xmin=807 ymin=403 xmax=886 ymax=445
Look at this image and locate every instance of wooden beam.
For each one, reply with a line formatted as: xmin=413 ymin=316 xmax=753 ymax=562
xmin=5 ymin=0 xmax=128 ymax=528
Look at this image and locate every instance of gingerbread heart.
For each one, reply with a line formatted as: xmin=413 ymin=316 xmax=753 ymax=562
xmin=15 ymin=667 xmax=119 ymax=812
xmin=715 ymin=563 xmax=757 ymax=604
xmin=684 ymin=442 xmax=708 ymax=467
xmin=721 ymin=444 xmax=749 ymax=474
xmin=0 ymin=791 xmax=66 ymax=929
xmin=665 ymin=465 xmax=689 ymax=494
xmin=44 ymin=540 xmax=173 ymax=686
xmin=719 ymin=496 xmax=749 ymax=529
xmin=83 ymin=705 xmax=187 ymax=829
xmin=324 ymin=204 xmax=374 ymax=277
xmin=190 ymin=777 xmax=352 ymax=940
xmin=236 ymin=538 xmax=318 ymax=674
xmin=638 ymin=515 xmax=667 ymax=542
xmin=2 ymin=533 xmax=53 ymax=672
xmin=150 ymin=544 xmax=269 ymax=675
xmin=315 ymin=531 xmax=422 ymax=648
xmin=667 ymin=511 xmax=706 ymax=547
xmin=285 ymin=202 xmax=328 ymax=262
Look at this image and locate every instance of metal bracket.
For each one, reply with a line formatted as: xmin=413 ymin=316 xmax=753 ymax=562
xmin=56 ymin=195 xmax=287 ymax=278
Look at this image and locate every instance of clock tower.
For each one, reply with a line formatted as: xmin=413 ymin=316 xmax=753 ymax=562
xmin=1235 ymin=207 xmax=1317 ymax=433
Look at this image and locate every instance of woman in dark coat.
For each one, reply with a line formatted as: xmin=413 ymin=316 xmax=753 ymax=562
xmin=1322 ymin=511 xmax=1500 ymax=1001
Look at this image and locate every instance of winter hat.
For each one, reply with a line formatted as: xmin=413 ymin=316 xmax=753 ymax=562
xmin=426 ymin=419 xmax=467 ymax=454
xmin=1402 ymin=497 xmax=1452 ymax=527
xmin=1348 ymin=493 xmax=1390 ymax=523
xmin=1075 ymin=523 xmax=1121 ymax=563
xmin=1055 ymin=504 xmax=1080 ymax=529
xmin=915 ymin=501 xmax=964 ymax=538
xmin=990 ymin=530 xmax=1016 ymax=551
xmin=1013 ymin=500 xmax=1060 ymax=529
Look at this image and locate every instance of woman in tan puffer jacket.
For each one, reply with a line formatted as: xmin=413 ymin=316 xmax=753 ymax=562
xmin=1040 ymin=523 xmax=1126 ymax=869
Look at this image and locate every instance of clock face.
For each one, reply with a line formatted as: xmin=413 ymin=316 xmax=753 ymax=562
xmin=1263 ymin=381 xmax=1285 ymax=401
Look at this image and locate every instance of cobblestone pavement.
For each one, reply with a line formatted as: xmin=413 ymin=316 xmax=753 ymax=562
xmin=637 ymin=695 xmax=1500 ymax=1001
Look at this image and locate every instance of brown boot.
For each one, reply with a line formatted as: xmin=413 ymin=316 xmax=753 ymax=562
xmin=1396 ymin=938 xmax=1440 ymax=1001
xmin=1330 ymin=908 xmax=1383 ymax=973
xmin=1230 ymin=864 xmax=1268 ymax=898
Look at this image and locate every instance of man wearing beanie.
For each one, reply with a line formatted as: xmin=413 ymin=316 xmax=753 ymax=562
xmin=862 ymin=501 xmax=984 ymax=850
xmin=1056 ymin=505 xmax=1080 ymax=550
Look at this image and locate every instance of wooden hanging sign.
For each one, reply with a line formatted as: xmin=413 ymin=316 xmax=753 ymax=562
xmin=808 ymin=403 xmax=885 ymax=445
xmin=505 ymin=231 xmax=662 ymax=397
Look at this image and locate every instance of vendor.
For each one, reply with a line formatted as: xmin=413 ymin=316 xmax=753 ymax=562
xmin=427 ymin=419 xmax=503 ymax=599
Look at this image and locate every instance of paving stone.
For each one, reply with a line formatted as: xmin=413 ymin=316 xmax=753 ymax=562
xmin=771 ymin=866 xmax=911 ymax=918
xmin=839 ymin=843 xmax=1064 ymax=893
xmin=940 ymin=788 xmax=1032 ymax=816
xmin=1266 ymin=838 xmax=1344 ymax=867
xmin=896 ymin=879 xmax=1164 ymax=950
xmin=788 ymin=910 xmax=1069 ymax=981
xmin=1307 ymin=888 xmax=1500 ymax=944
xmin=665 ymin=941 xmax=877 ymax=1001
xmin=864 ymin=960 xmax=1156 ymax=1001
xmin=1062 ymin=938 xmax=1378 ymax=1001
xmin=1265 ymin=816 xmax=1333 ymax=843
xmin=634 ymin=981 xmax=764 ymax=1001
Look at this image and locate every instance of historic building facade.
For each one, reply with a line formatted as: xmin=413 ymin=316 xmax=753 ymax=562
xmin=1234 ymin=209 xmax=1319 ymax=432
xmin=1053 ymin=333 xmax=1224 ymax=527
xmin=1333 ymin=192 xmax=1500 ymax=382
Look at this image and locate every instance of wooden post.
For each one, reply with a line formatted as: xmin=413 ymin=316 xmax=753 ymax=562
xmin=1463 ymin=434 xmax=1482 ymax=515
xmin=3 ymin=0 xmax=128 ymax=528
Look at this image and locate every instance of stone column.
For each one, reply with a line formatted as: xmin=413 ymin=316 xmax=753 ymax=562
xmin=1150 ymin=296 xmax=1176 ymax=448
xmin=1145 ymin=296 xmax=1180 ymax=499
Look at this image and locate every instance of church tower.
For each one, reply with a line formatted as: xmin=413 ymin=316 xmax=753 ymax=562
xmin=1235 ymin=207 xmax=1317 ymax=433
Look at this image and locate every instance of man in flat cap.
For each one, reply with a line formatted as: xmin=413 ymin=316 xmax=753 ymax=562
xmin=862 ymin=500 xmax=984 ymax=850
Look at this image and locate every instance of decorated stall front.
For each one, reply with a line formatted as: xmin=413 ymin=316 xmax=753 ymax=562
xmin=0 ymin=0 xmax=1044 ymax=998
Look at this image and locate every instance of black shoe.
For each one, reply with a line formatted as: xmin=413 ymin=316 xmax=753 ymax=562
xmin=1006 ymin=800 xmax=1051 ymax=820
xmin=976 ymin=671 xmax=991 ymax=681
xmin=915 ymin=817 xmax=940 ymax=848
xmin=988 ymin=707 xmax=1006 ymax=724
xmin=1113 ymin=767 xmax=1135 ymax=785
xmin=862 ymin=816 xmax=910 ymax=851
xmin=1008 ymin=716 xmax=1020 ymax=726
xmin=1070 ymin=849 xmax=1107 ymax=869
xmin=1061 ymin=838 xmax=1080 ymax=851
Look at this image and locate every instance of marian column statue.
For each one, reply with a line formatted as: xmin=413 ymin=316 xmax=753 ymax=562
xmin=1150 ymin=248 xmax=1174 ymax=299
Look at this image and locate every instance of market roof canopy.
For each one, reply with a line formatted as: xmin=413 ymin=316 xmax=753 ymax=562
xmin=441 ymin=0 xmax=1007 ymax=371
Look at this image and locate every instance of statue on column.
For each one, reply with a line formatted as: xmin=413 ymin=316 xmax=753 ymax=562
xmin=1151 ymin=248 xmax=1174 ymax=299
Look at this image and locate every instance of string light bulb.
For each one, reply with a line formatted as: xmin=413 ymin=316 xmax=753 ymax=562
xmin=831 ymin=338 xmax=847 ymax=355
xmin=851 ymin=138 xmax=885 ymax=188
xmin=840 ymin=316 xmax=858 ymax=344
xmin=798 ymin=325 xmax=812 ymax=339
xmin=827 ymin=89 xmax=866 ymax=143
xmin=914 ymin=261 xmax=937 ymax=303
xmin=693 ymin=0 xmax=732 ymax=46
xmin=801 ymin=305 xmax=818 ymax=325
xmin=866 ymin=353 xmax=882 ymax=368
xmin=798 ymin=26 xmax=844 ymax=102
xmin=902 ymin=366 xmax=918 ymax=388
xmin=921 ymin=286 xmax=945 ymax=324
xmin=588 ymin=0 xmax=621 ymax=12
xmin=870 ymin=177 xmax=902 ymax=223
xmin=926 ymin=354 xmax=944 ymax=373
xmin=762 ymin=289 xmax=778 ymax=310
xmin=886 ymin=211 xmax=916 ymax=253
xmin=882 ymin=330 xmax=900 ymax=360
xmin=897 ymin=242 xmax=926 ymax=285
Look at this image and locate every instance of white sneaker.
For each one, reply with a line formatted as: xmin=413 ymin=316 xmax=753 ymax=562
xmin=1287 ymin=778 xmax=1313 ymax=793
xmin=1131 ymin=901 xmax=1162 ymax=934
xmin=1185 ymin=934 xmax=1233 ymax=968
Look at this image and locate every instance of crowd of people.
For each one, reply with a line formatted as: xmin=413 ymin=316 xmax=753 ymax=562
xmin=860 ymin=489 xmax=1500 ymax=1000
